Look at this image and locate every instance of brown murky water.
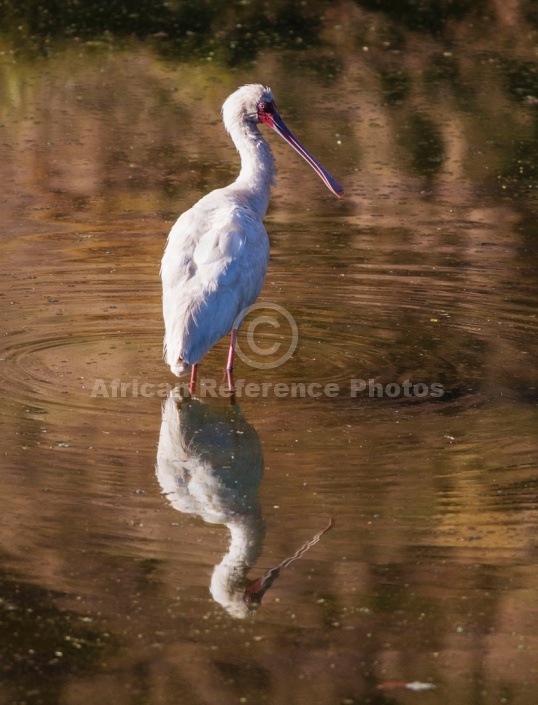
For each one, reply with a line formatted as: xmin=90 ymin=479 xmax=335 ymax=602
xmin=1 ymin=11 xmax=538 ymax=705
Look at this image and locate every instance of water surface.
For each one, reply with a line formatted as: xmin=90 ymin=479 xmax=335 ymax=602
xmin=1 ymin=8 xmax=538 ymax=704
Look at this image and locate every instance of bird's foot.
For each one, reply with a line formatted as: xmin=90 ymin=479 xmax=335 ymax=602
xmin=220 ymin=367 xmax=236 ymax=405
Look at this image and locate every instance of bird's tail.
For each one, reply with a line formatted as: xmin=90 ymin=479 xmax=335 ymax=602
xmin=163 ymin=333 xmax=191 ymax=378
xmin=170 ymin=360 xmax=191 ymax=378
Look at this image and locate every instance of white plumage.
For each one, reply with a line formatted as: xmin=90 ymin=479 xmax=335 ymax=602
xmin=161 ymin=83 xmax=343 ymax=384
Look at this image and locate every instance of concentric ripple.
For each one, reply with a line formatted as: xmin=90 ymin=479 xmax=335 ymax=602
xmin=2 ymin=215 xmax=538 ymax=422
xmin=0 ymin=226 xmax=165 ymax=418
xmin=246 ymin=217 xmax=538 ymax=404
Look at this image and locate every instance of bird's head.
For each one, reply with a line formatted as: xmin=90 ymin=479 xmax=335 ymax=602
xmin=222 ymin=83 xmax=344 ymax=198
xmin=222 ymin=83 xmax=275 ymax=133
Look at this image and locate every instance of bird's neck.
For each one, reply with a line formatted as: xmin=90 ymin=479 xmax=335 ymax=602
xmin=230 ymin=121 xmax=275 ymax=218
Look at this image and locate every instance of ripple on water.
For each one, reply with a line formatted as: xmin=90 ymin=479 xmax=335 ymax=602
xmin=2 ymin=217 xmax=537 ymax=421
xmin=0 ymin=329 xmax=163 ymax=413
xmin=1 ymin=226 xmax=164 ymax=417
xmin=256 ymin=222 xmax=538 ymax=401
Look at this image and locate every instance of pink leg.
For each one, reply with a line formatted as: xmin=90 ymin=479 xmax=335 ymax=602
xmin=224 ymin=329 xmax=237 ymax=397
xmin=189 ymin=363 xmax=197 ymax=395
xmin=226 ymin=328 xmax=237 ymax=371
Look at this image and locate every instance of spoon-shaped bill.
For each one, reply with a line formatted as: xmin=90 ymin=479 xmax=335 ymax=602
xmin=268 ymin=110 xmax=344 ymax=198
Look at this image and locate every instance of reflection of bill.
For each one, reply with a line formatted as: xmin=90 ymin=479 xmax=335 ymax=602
xmin=244 ymin=518 xmax=335 ymax=608
xmin=233 ymin=302 xmax=299 ymax=370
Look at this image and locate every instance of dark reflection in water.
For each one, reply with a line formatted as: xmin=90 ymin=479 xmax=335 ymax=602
xmin=0 ymin=567 xmax=111 ymax=704
xmin=0 ymin=0 xmax=324 ymax=65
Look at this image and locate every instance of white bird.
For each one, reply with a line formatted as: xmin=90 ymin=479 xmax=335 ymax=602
xmin=161 ymin=83 xmax=343 ymax=389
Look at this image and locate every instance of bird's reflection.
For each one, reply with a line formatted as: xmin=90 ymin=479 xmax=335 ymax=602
xmin=157 ymin=393 xmax=334 ymax=619
xmin=156 ymin=394 xmax=265 ymax=618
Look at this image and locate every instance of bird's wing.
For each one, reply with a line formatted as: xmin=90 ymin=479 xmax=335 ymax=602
xmin=162 ymin=198 xmax=269 ymax=367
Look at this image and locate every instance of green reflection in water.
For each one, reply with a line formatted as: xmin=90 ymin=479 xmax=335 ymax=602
xmin=0 ymin=0 xmax=324 ymax=64
xmin=0 ymin=568 xmax=112 ymax=704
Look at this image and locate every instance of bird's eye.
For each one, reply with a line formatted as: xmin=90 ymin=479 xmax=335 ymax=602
xmin=258 ymin=101 xmax=267 ymax=111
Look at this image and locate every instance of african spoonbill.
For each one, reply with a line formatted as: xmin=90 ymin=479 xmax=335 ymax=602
xmin=161 ymin=83 xmax=343 ymax=390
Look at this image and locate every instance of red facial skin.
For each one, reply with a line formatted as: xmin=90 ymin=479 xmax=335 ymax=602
xmin=256 ymin=99 xmax=344 ymax=198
